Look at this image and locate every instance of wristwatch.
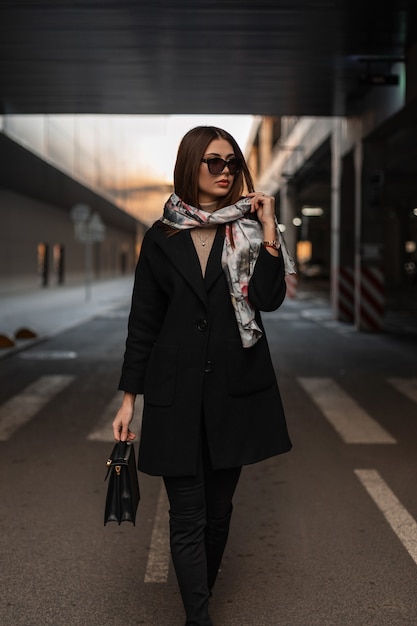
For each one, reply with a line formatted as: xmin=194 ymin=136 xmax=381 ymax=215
xmin=263 ymin=240 xmax=280 ymax=251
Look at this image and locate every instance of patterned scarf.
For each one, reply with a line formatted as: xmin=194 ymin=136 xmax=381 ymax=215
xmin=161 ymin=193 xmax=296 ymax=348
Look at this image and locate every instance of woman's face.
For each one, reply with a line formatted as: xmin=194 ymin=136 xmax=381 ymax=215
xmin=198 ymin=138 xmax=237 ymax=204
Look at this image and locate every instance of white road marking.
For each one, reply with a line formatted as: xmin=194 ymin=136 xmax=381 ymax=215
xmin=18 ymin=350 xmax=77 ymax=360
xmin=298 ymin=377 xmax=397 ymax=444
xmin=0 ymin=375 xmax=75 ymax=441
xmin=387 ymin=378 xmax=417 ymax=405
xmin=87 ymin=393 xmax=143 ymax=442
xmin=144 ymin=481 xmax=170 ymax=583
xmin=355 ymin=469 xmax=417 ymax=566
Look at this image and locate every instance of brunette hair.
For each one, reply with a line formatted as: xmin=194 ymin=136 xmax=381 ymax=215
xmin=173 ymin=126 xmax=254 ymax=208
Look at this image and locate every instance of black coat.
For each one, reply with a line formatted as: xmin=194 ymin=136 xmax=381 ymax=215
xmin=119 ymin=222 xmax=292 ymax=476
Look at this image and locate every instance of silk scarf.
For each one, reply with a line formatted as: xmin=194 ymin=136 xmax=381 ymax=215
xmin=161 ymin=193 xmax=296 ymax=348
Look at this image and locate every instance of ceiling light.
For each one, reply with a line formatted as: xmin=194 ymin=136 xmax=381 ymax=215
xmin=358 ymin=73 xmax=399 ymax=86
xmin=301 ymin=206 xmax=323 ymax=217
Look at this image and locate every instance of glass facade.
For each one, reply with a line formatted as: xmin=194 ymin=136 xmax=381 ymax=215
xmin=1 ymin=114 xmax=255 ymax=226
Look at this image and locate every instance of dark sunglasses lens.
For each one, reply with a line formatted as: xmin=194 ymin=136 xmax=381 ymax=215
xmin=227 ymin=158 xmax=241 ymax=174
xmin=207 ymin=158 xmax=225 ymax=174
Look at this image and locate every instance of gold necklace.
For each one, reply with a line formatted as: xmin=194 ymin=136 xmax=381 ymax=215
xmin=195 ymin=229 xmax=215 ymax=247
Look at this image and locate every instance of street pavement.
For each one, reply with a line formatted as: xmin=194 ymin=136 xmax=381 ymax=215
xmin=0 ymin=276 xmax=135 ymax=359
xmin=1 ymin=276 xmax=416 ymax=359
xmin=1 ymin=276 xmax=417 ymax=625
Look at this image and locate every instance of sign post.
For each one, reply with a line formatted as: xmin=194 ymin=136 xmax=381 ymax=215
xmin=70 ymin=204 xmax=106 ymax=301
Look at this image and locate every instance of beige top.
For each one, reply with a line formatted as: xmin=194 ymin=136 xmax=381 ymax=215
xmin=190 ymin=201 xmax=218 ymax=277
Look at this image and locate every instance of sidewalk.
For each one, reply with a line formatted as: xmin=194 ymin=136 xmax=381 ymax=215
xmin=1 ymin=276 xmax=415 ymax=362
xmin=0 ymin=275 xmax=134 ymax=359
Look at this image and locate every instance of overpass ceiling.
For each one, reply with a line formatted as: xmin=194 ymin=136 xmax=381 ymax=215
xmin=0 ymin=1 xmax=416 ymax=116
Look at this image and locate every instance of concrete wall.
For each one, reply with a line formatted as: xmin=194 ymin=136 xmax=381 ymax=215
xmin=0 ymin=188 xmax=137 ymax=294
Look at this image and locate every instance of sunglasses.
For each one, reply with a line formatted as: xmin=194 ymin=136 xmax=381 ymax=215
xmin=201 ymin=156 xmax=242 ymax=175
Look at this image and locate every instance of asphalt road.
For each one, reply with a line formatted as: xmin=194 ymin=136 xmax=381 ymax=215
xmin=1 ymin=294 xmax=417 ymax=626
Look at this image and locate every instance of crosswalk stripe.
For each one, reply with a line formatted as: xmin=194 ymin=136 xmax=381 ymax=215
xmin=0 ymin=375 xmax=75 ymax=441
xmin=298 ymin=377 xmax=397 ymax=444
xmin=355 ymin=469 xmax=417 ymax=566
xmin=3 ymin=376 xmax=412 ymax=448
xmin=144 ymin=481 xmax=170 ymax=583
xmin=87 ymin=393 xmax=143 ymax=442
xmin=387 ymin=378 xmax=417 ymax=404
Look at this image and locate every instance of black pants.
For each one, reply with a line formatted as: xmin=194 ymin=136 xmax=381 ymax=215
xmin=163 ymin=434 xmax=241 ymax=626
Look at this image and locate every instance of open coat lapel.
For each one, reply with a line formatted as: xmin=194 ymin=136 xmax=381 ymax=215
xmin=154 ymin=228 xmax=208 ymax=307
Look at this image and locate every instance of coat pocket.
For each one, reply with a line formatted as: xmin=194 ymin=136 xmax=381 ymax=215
xmin=144 ymin=344 xmax=178 ymax=406
xmin=227 ymin=339 xmax=276 ymax=397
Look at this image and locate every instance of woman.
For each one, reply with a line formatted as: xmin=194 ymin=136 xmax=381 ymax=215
xmin=113 ymin=126 xmax=293 ymax=626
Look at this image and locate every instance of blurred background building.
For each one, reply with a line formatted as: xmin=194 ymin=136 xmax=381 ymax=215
xmin=0 ymin=113 xmax=254 ymax=291
xmin=1 ymin=2 xmax=416 ymax=332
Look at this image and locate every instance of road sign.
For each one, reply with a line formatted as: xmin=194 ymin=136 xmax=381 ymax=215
xmin=70 ymin=205 xmax=106 ymax=299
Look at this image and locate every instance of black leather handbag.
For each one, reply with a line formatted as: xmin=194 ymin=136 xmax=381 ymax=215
xmin=104 ymin=441 xmax=140 ymax=525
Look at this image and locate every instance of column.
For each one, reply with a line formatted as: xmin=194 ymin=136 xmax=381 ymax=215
xmin=354 ymin=139 xmax=386 ymax=331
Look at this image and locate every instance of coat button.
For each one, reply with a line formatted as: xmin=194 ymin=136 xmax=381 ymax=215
xmin=197 ymin=318 xmax=208 ymax=332
xmin=204 ymin=360 xmax=213 ymax=373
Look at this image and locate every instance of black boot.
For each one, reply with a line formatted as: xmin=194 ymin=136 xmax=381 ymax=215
xmin=169 ymin=509 xmax=213 ymax=626
xmin=205 ymin=505 xmax=233 ymax=592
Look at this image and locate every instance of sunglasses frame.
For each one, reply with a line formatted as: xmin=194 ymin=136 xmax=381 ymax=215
xmin=201 ymin=156 xmax=242 ymax=175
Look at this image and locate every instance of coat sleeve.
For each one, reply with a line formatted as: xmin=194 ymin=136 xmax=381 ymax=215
xmin=248 ymin=246 xmax=286 ymax=312
xmin=118 ymin=231 xmax=168 ymax=394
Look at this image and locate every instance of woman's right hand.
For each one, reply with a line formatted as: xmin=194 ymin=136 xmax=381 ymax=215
xmin=112 ymin=392 xmax=137 ymax=442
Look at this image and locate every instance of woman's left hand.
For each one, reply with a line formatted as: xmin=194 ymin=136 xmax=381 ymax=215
xmin=246 ymin=192 xmax=276 ymax=226
xmin=246 ymin=192 xmax=279 ymax=256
